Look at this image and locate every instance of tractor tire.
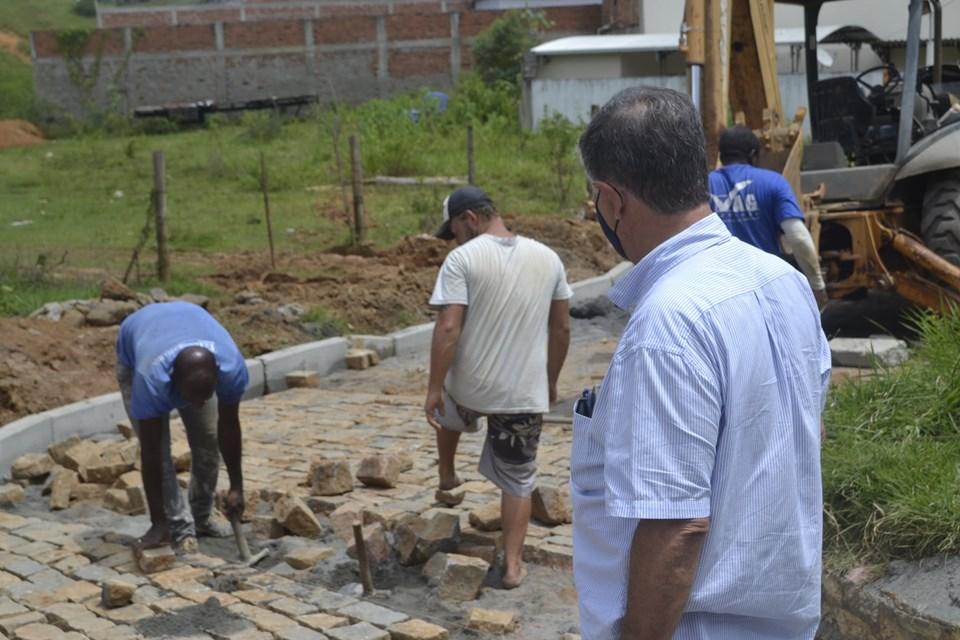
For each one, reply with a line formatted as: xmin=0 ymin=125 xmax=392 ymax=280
xmin=921 ymin=171 xmax=960 ymax=267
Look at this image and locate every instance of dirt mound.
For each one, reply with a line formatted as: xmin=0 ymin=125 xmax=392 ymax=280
xmin=0 ymin=215 xmax=617 ymax=425
xmin=0 ymin=31 xmax=30 ymax=64
xmin=206 ymin=216 xmax=618 ymax=336
xmin=0 ymin=120 xmax=44 ymax=149
xmin=0 ymin=319 xmax=118 ymax=426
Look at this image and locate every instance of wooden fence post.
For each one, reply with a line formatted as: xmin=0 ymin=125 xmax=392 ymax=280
xmin=260 ymin=152 xmax=277 ymax=271
xmin=152 ymin=151 xmax=169 ymax=283
xmin=349 ymin=134 xmax=366 ymax=245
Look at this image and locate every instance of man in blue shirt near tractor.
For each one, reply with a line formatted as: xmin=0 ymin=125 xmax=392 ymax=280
xmin=116 ymin=301 xmax=248 ymax=553
xmin=709 ymin=125 xmax=828 ymax=308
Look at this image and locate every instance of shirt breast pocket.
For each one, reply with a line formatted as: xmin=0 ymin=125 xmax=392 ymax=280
xmin=570 ymin=408 xmax=605 ymax=496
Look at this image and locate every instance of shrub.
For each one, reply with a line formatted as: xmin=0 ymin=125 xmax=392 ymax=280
xmin=472 ymin=9 xmax=552 ymax=91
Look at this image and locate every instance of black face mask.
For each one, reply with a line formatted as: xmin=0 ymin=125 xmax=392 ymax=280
xmin=595 ymin=191 xmax=628 ymax=259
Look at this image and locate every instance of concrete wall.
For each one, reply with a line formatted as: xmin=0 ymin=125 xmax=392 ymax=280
xmin=34 ymin=5 xmax=601 ymax=116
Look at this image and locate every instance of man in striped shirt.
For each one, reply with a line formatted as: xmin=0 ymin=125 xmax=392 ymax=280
xmin=571 ymin=86 xmax=830 ymax=639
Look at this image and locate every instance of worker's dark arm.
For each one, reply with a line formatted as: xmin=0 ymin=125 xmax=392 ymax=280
xmin=425 ymin=304 xmax=466 ymax=430
xmin=621 ymin=517 xmax=710 ymax=640
xmin=547 ymin=299 xmax=571 ymax=404
xmin=217 ymin=400 xmax=244 ymax=517
xmin=137 ymin=417 xmax=165 ymax=526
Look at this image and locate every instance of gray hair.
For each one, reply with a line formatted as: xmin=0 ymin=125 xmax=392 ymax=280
xmin=578 ymin=86 xmax=708 ymax=214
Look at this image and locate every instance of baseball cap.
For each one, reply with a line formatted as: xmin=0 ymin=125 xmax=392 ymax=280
xmin=435 ymin=186 xmax=495 ymax=240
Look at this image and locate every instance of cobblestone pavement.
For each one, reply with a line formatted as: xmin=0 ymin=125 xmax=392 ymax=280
xmin=0 ymin=314 xmax=625 ymax=640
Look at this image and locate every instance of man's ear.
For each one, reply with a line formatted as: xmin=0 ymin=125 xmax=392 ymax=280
xmin=592 ymin=181 xmax=625 ymax=219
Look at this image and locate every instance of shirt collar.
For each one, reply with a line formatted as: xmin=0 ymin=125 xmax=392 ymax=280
xmin=608 ymin=213 xmax=731 ymax=310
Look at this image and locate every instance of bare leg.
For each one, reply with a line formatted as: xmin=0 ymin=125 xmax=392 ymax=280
xmin=501 ymin=492 xmax=531 ymax=588
xmin=436 ymin=427 xmax=463 ymax=490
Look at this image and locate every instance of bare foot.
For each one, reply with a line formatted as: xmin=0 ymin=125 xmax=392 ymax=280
xmin=133 ymin=522 xmax=171 ymax=555
xmin=438 ymin=474 xmax=463 ymax=492
xmin=502 ymin=564 xmax=528 ymax=590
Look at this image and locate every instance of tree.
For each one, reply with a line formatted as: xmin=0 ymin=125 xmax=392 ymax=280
xmin=472 ymin=9 xmax=552 ymax=92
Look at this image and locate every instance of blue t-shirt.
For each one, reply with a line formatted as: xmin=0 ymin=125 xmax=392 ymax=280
xmin=708 ymin=163 xmax=803 ymax=257
xmin=116 ymin=301 xmax=249 ymax=420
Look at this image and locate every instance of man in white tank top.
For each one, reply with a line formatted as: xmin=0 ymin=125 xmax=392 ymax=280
xmin=425 ymin=186 xmax=573 ymax=589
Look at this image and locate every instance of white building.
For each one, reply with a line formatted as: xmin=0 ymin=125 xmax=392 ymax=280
xmin=522 ymin=0 xmax=960 ymax=129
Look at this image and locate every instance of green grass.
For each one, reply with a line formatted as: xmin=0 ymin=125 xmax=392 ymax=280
xmin=0 ymin=87 xmax=583 ymax=270
xmin=0 ymin=0 xmax=94 ymax=37
xmin=823 ymin=310 xmax=960 ymax=564
xmin=0 ymin=50 xmax=33 ymax=120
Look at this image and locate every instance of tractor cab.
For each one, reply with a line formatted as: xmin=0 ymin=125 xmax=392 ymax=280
xmin=811 ymin=61 xmax=960 ymax=166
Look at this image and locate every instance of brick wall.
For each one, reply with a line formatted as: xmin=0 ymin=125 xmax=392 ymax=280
xmin=36 ymin=4 xmax=601 ymax=117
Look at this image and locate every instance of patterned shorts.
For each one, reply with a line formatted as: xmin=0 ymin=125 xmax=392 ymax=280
xmin=435 ymin=388 xmax=543 ymax=497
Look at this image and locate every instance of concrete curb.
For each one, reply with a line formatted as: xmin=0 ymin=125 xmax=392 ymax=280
xmin=0 ymin=260 xmax=632 ymax=479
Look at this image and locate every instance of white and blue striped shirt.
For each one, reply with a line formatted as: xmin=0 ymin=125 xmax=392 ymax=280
xmin=572 ymin=214 xmax=830 ymax=640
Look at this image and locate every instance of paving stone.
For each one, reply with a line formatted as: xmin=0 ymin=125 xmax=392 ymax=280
xmin=345 ymin=349 xmax=378 ymax=370
xmin=61 ymin=441 xmax=103 ymax=473
xmin=51 ymin=555 xmax=89 ymax=574
xmin=298 ymin=612 xmax=350 ymax=632
xmin=465 ymin=608 xmax=516 ymax=633
xmin=73 ymin=563 xmax=119 ymax=583
xmin=286 ymin=370 xmax=320 ymax=388
xmin=284 ymin=546 xmax=335 ymax=570
xmin=532 ymin=485 xmax=572 ymax=525
xmin=347 ymin=523 xmax=391 ymax=565
xmin=11 ymin=454 xmax=54 ymax=483
xmin=326 ymin=622 xmax=389 ymax=640
xmin=136 ymin=547 xmax=176 ymax=574
xmin=0 ymin=597 xmax=29 ymax=619
xmin=0 ymin=485 xmax=25 ymax=506
xmin=0 ymin=572 xmax=20 ymax=591
xmin=0 ymin=613 xmax=45 ymax=636
xmin=274 ymin=625 xmax=327 ymax=640
xmin=423 ymin=553 xmax=489 ymax=602
xmin=147 ymin=596 xmax=194 ymax=613
xmin=47 ymin=436 xmax=83 ymax=467
xmin=434 ymin=487 xmax=465 ymax=507
xmin=268 ymin=597 xmax=318 ymax=617
xmin=468 ymin=502 xmax=501 ymax=532
xmin=233 ymin=590 xmax=283 ymax=605
xmin=42 ymin=602 xmax=113 ymax=634
xmin=330 ymin=504 xmax=364 ymax=542
xmin=387 ymin=618 xmax=449 ymax=640
xmin=394 ymin=514 xmax=460 ymax=566
xmin=101 ymin=578 xmax=136 ymax=608
xmin=12 ymin=623 xmax=86 ymax=640
xmin=171 ymin=440 xmax=192 ymax=473
xmin=309 ymin=459 xmax=353 ymax=496
xmin=306 ymin=588 xmax=358 ymax=612
xmin=71 ymin=483 xmax=109 ymax=502
xmin=229 ymin=603 xmax=298 ymax=634
xmin=3 ymin=559 xmax=44 ymax=580
xmin=111 ymin=471 xmax=142 ymax=490
xmin=337 ymin=601 xmax=408 ymax=627
xmin=47 ymin=466 xmax=78 ymax=511
xmin=274 ymin=494 xmax=324 ymax=538
xmin=51 ymin=580 xmax=100 ymax=604
xmin=355 ymin=455 xmax=400 ymax=489
xmin=88 ymin=601 xmax=154 ymax=624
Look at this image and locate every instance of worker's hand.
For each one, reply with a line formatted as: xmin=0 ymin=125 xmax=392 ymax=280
xmin=814 ymin=288 xmax=829 ymax=311
xmin=220 ymin=486 xmax=245 ymax=521
xmin=424 ymin=389 xmax=444 ymax=432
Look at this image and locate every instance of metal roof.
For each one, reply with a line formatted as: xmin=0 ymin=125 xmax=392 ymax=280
xmin=531 ymin=25 xmax=866 ymax=56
